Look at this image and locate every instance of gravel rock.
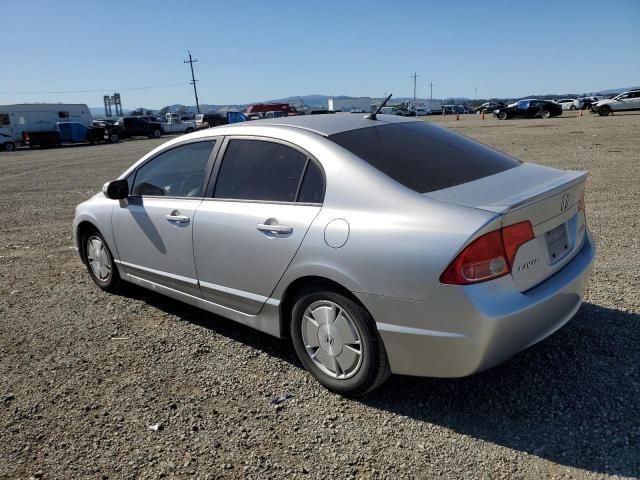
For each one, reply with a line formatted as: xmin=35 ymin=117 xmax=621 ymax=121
xmin=0 ymin=116 xmax=639 ymax=479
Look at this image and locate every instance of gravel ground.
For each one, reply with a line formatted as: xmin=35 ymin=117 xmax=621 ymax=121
xmin=1 ymin=113 xmax=639 ymax=479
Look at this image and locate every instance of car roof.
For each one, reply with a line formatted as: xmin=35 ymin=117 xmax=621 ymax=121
xmin=252 ymin=113 xmax=417 ymax=136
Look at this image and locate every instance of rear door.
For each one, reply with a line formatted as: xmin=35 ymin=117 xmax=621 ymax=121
xmin=193 ymin=137 xmax=324 ymax=314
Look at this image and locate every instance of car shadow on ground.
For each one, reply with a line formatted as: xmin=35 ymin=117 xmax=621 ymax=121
xmin=120 ymin=284 xmax=300 ymax=366
xmin=359 ymin=303 xmax=640 ymax=477
xmin=121 ymin=286 xmax=639 ymax=477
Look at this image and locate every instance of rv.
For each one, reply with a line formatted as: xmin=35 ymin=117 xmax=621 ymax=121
xmin=0 ymin=103 xmax=92 ymax=151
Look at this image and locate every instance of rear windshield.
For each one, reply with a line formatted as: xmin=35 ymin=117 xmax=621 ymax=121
xmin=328 ymin=121 xmax=520 ymax=193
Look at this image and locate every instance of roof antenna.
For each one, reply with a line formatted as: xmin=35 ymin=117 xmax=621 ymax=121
xmin=364 ymin=93 xmax=393 ymax=120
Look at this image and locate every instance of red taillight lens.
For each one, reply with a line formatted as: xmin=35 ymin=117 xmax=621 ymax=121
xmin=440 ymin=221 xmax=534 ymax=285
xmin=578 ymin=192 xmax=586 ymax=213
xmin=501 ymin=221 xmax=534 ymax=267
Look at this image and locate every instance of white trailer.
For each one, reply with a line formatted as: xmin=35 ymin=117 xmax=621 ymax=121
xmin=328 ymin=97 xmax=372 ymax=113
xmin=0 ymin=103 xmax=92 ymax=151
xmin=407 ymin=100 xmax=443 ymax=115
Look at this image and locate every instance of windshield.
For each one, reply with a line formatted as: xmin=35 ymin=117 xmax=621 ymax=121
xmin=328 ymin=121 xmax=520 ymax=193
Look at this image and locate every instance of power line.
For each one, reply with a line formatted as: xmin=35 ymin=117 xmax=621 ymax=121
xmin=0 ymin=83 xmax=189 ymax=95
xmin=184 ymin=51 xmax=201 ymax=114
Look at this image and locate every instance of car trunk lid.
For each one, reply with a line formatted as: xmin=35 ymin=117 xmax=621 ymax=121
xmin=427 ymin=163 xmax=588 ymax=291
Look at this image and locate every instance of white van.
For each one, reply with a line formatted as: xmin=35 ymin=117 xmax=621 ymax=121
xmin=0 ymin=104 xmax=92 ymax=151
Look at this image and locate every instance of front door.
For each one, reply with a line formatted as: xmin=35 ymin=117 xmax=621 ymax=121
xmin=111 ymin=140 xmax=217 ymax=295
xmin=193 ymin=138 xmax=325 ymax=314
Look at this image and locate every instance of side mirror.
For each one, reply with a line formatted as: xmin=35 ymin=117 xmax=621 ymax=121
xmin=103 ymin=179 xmax=129 ymax=200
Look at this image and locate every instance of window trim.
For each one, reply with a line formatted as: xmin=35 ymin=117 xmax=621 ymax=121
xmin=205 ymin=135 xmax=325 ymax=205
xmin=128 ymin=138 xmax=221 ymax=200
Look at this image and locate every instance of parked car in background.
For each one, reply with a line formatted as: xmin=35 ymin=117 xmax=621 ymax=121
xmin=115 ymin=117 xmax=164 ymax=139
xmin=245 ymin=103 xmax=299 ymax=117
xmin=475 ymin=102 xmax=505 ymax=114
xmin=195 ymin=113 xmax=228 ymax=129
xmin=395 ymin=108 xmax=415 ymax=116
xmin=264 ymin=111 xmax=287 ymax=119
xmin=74 ymin=114 xmax=593 ymax=395
xmin=160 ymin=113 xmax=196 ymax=134
xmin=591 ymin=90 xmax=640 ymax=116
xmin=494 ymin=99 xmax=563 ymax=120
xmin=379 ymin=107 xmax=397 ymax=115
xmin=574 ymin=97 xmax=599 ymax=110
xmin=23 ymin=121 xmax=118 ymax=147
xmin=556 ymin=98 xmax=577 ymax=110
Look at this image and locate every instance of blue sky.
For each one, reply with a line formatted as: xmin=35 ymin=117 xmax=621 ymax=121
xmin=3 ymin=0 xmax=639 ymax=108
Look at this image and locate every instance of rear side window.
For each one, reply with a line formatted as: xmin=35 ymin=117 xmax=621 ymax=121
xmin=297 ymin=161 xmax=324 ymax=204
xmin=132 ymin=141 xmax=214 ymax=197
xmin=328 ymin=122 xmax=520 ymax=193
xmin=214 ymin=140 xmax=309 ymax=202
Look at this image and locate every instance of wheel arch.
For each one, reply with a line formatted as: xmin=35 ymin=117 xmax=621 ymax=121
xmin=76 ymin=220 xmax=101 ymax=264
xmin=278 ymin=275 xmax=369 ymax=340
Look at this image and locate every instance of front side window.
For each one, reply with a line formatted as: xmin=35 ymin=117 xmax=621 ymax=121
xmin=131 ymin=141 xmax=214 ymax=197
xmin=517 ymin=101 xmax=529 ymax=109
xmin=0 ymin=114 xmax=9 ymax=126
xmin=214 ymin=140 xmax=308 ymax=202
xmin=58 ymin=111 xmax=69 ymax=119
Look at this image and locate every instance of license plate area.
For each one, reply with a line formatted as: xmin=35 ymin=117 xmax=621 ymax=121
xmin=545 ymin=223 xmax=570 ymax=264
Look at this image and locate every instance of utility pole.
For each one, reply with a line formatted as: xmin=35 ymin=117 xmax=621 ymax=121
xmin=411 ymin=71 xmax=420 ymax=103
xmin=184 ymin=51 xmax=201 ymax=114
xmin=429 ymin=81 xmax=435 ymax=100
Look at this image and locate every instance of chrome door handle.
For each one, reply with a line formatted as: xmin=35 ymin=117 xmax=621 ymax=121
xmin=166 ymin=211 xmax=190 ymax=224
xmin=256 ymin=223 xmax=293 ymax=234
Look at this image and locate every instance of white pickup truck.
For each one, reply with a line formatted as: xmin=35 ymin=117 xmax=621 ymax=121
xmin=161 ymin=113 xmax=197 ymax=134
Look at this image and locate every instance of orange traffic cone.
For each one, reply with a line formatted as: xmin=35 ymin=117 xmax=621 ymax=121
xmin=481 ymin=112 xmax=485 ymax=120
xmin=578 ymin=109 xmax=583 ymax=117
xmin=456 ymin=113 xmax=460 ymax=121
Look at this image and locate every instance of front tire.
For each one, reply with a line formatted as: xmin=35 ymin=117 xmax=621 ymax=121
xmin=152 ymin=129 xmax=162 ymax=138
xmin=82 ymin=230 xmax=121 ymax=292
xmin=185 ymin=127 xmax=195 ymax=134
xmin=290 ymin=288 xmax=391 ymax=396
xmin=498 ymin=111 xmax=508 ymax=120
xmin=541 ymin=110 xmax=551 ymax=119
xmin=3 ymin=142 xmax=15 ymax=152
xmin=598 ymin=105 xmax=611 ymax=116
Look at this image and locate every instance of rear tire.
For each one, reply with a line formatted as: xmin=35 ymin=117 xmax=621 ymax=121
xmin=3 ymin=142 xmax=15 ymax=152
xmin=185 ymin=127 xmax=195 ymax=134
xmin=498 ymin=111 xmax=508 ymax=120
xmin=598 ymin=105 xmax=611 ymax=116
xmin=290 ymin=287 xmax=391 ymax=396
xmin=81 ymin=229 xmax=122 ymax=293
xmin=541 ymin=110 xmax=551 ymax=119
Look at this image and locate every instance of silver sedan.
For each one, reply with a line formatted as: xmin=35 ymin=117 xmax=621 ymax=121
xmin=73 ymin=114 xmax=595 ymax=395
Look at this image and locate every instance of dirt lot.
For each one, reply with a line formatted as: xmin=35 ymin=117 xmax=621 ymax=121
xmin=1 ymin=113 xmax=639 ymax=479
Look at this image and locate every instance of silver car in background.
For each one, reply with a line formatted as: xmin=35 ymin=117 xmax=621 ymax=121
xmin=73 ymin=114 xmax=595 ymax=395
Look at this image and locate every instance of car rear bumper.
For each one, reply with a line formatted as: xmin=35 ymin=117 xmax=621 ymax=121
xmin=357 ymin=231 xmax=595 ymax=378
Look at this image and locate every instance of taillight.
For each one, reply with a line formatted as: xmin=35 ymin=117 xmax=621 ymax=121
xmin=578 ymin=192 xmax=586 ymax=213
xmin=440 ymin=221 xmax=534 ymax=285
